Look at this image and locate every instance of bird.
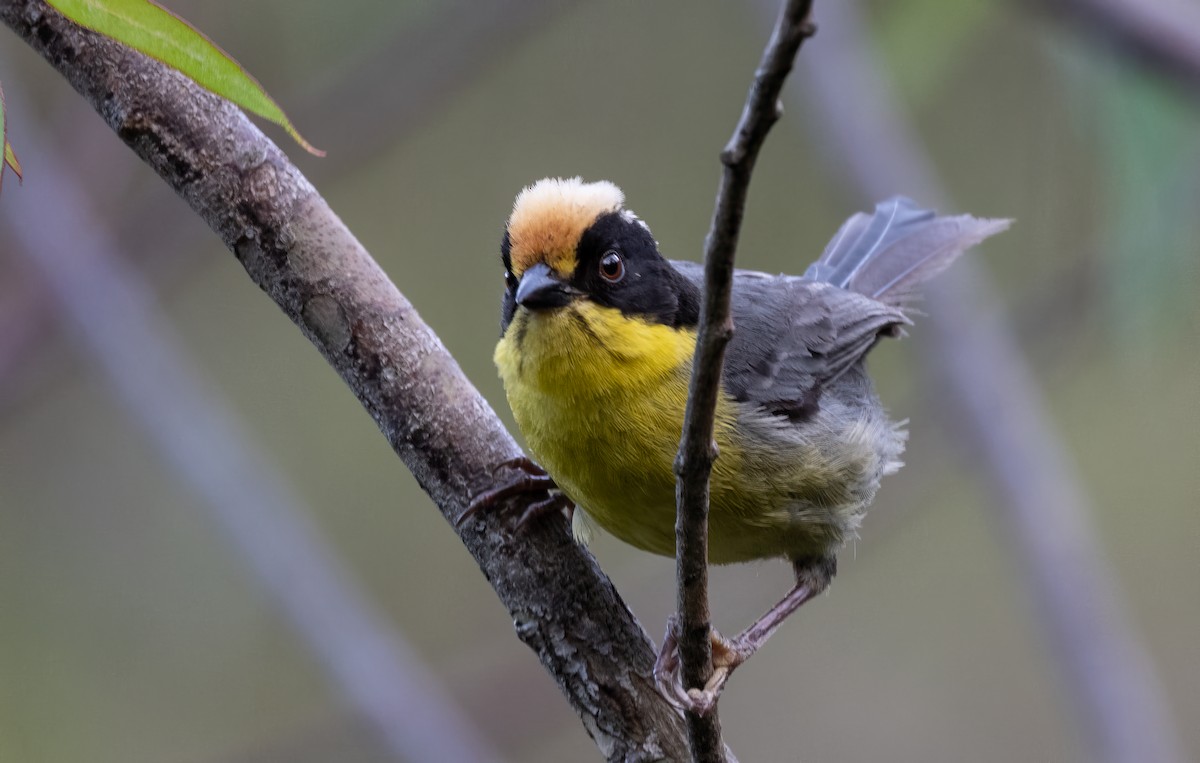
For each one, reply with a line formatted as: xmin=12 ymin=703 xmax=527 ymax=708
xmin=468 ymin=176 xmax=1009 ymax=712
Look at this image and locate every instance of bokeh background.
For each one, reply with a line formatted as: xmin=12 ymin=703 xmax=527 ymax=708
xmin=2 ymin=1 xmax=1198 ymax=761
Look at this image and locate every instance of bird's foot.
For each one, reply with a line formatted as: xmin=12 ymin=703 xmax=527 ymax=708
xmin=652 ymin=566 xmax=829 ymax=715
xmin=457 ymin=457 xmax=574 ymax=529
xmin=653 ymin=616 xmax=748 ymax=717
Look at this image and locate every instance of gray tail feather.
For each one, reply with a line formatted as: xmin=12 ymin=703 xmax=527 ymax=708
xmin=804 ymin=197 xmax=1011 ymax=304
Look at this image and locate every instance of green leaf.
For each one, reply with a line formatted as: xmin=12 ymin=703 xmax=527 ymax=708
xmin=3 ymin=141 xmax=20 ymax=183
xmin=44 ymin=0 xmax=324 ymax=156
xmin=0 ymin=80 xmax=22 ymax=196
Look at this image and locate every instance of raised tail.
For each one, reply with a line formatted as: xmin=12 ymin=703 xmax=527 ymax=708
xmin=804 ymin=197 xmax=1011 ymax=305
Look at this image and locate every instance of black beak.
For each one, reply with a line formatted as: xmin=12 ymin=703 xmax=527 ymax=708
xmin=516 ymin=262 xmax=576 ymax=310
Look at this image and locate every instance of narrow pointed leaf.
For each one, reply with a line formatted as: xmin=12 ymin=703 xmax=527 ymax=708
xmin=44 ymin=0 xmax=324 ymax=156
xmin=0 ymin=80 xmax=20 ymax=195
xmin=3 ymin=142 xmax=20 ymax=184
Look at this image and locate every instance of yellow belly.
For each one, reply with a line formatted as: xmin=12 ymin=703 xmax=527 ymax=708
xmin=495 ymin=301 xmax=846 ymax=564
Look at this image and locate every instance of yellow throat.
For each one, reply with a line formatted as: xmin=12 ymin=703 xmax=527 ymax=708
xmin=495 ymin=299 xmax=715 ymax=556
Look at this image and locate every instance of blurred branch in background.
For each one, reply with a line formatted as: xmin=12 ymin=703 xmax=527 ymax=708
xmin=1037 ymin=0 xmax=1200 ymax=96
xmin=0 ymin=0 xmax=582 ymax=422
xmin=0 ymin=82 xmax=502 ymax=763
xmin=0 ymin=276 xmax=42 ymax=389
xmin=0 ymin=3 xmax=693 ymax=759
xmin=772 ymin=2 xmax=1188 ymax=763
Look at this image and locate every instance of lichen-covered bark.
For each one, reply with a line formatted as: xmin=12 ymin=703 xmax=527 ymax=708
xmin=0 ymin=1 xmax=692 ymax=759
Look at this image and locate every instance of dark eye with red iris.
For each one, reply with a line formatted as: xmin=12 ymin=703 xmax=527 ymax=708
xmin=599 ymin=251 xmax=625 ymax=283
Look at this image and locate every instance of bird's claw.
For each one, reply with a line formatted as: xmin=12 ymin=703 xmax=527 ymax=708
xmin=489 ymin=456 xmax=545 ymax=478
xmin=653 ymin=616 xmax=747 ymax=717
xmin=513 ymin=493 xmax=574 ymax=527
xmin=457 ymin=457 xmax=574 ymax=529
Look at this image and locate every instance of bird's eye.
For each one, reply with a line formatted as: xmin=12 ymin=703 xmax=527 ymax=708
xmin=504 ymin=270 xmax=518 ymax=291
xmin=599 ymin=251 xmax=625 ymax=283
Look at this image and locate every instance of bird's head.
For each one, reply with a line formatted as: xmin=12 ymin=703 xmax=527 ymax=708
xmin=498 ymin=177 xmax=699 ymax=334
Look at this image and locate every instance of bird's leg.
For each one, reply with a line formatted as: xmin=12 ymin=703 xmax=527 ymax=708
xmin=655 ymin=557 xmax=834 ymax=716
xmin=456 ymin=457 xmax=574 ymax=529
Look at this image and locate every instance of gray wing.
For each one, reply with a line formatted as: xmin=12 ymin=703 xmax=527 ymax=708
xmin=671 ymin=261 xmax=907 ymax=420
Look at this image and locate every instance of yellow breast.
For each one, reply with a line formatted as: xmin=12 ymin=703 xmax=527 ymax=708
xmin=496 ymin=300 xmax=843 ymax=564
xmin=495 ymin=302 xmax=692 ymax=554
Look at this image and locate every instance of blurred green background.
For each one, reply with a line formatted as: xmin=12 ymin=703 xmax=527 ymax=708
xmin=1 ymin=1 xmax=1198 ymax=761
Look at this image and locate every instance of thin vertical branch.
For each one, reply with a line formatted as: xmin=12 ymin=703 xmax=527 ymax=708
xmin=1 ymin=87 xmax=502 ymax=763
xmin=766 ymin=1 xmax=1187 ymax=761
xmin=674 ymin=1 xmax=815 ymax=760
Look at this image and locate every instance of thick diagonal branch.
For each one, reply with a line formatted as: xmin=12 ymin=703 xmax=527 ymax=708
xmin=0 ymin=1 xmax=691 ymax=760
xmin=673 ymin=1 xmax=815 ymax=760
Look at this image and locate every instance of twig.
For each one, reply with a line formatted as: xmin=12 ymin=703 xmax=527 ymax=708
xmin=0 ymin=2 xmax=692 ymax=760
xmin=772 ymin=1 xmax=1187 ymax=761
xmin=1 ymin=81 xmax=501 ymax=763
xmin=674 ymin=1 xmax=815 ymax=760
